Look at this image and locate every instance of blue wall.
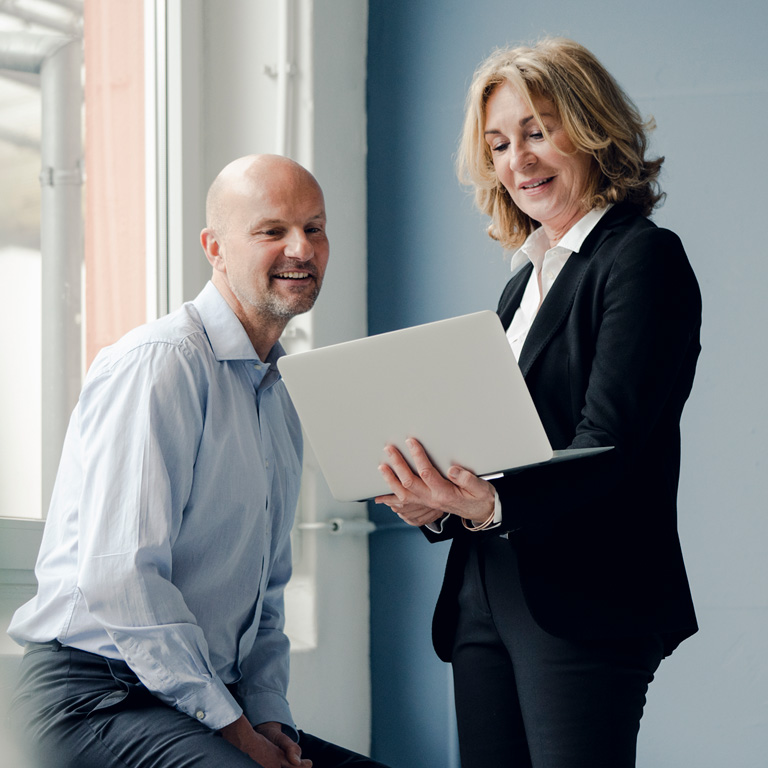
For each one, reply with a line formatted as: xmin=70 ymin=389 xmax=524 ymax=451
xmin=366 ymin=4 xmax=510 ymax=766
xmin=367 ymin=1 xmax=768 ymax=767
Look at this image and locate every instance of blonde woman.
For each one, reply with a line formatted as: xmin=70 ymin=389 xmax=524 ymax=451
xmin=377 ymin=38 xmax=701 ymax=768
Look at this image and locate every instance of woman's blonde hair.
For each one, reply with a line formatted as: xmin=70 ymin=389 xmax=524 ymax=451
xmin=457 ymin=38 xmax=664 ymax=249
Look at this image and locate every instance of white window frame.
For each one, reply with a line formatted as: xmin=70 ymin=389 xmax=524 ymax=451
xmin=0 ymin=29 xmax=83 ymax=644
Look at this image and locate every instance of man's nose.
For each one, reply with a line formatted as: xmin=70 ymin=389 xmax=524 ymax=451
xmin=284 ymin=229 xmax=313 ymax=260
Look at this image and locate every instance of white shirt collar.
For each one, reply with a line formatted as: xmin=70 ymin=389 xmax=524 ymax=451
xmin=509 ymin=205 xmax=613 ymax=274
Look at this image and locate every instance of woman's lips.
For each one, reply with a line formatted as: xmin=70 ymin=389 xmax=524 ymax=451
xmin=519 ymin=176 xmax=554 ymax=191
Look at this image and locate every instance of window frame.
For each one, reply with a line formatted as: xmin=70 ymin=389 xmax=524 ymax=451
xmin=1 ymin=0 xmax=165 ymax=618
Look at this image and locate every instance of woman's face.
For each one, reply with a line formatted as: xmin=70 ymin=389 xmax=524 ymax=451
xmin=484 ymin=80 xmax=594 ymax=245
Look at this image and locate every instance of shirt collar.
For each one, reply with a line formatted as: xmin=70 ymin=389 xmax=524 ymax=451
xmin=192 ymin=281 xmax=286 ymax=367
xmin=510 ymin=205 xmax=613 ymax=274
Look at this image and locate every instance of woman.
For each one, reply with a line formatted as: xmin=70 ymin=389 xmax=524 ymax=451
xmin=376 ymin=38 xmax=701 ymax=768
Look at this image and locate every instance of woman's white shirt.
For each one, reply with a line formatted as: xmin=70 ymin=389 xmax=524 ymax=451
xmin=506 ymin=205 xmax=612 ymax=361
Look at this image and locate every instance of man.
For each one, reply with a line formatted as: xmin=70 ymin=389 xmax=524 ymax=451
xmin=8 ymin=155 xmax=387 ymax=768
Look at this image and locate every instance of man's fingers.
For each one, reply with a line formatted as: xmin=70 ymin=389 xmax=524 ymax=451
xmin=273 ymin=732 xmax=302 ymax=762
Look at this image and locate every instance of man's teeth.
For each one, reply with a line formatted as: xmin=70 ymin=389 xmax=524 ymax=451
xmin=523 ymin=178 xmax=552 ymax=189
xmin=276 ymin=272 xmax=309 ymax=279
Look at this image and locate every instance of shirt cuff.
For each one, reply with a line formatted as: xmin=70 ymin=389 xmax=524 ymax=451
xmin=176 ymin=675 xmax=243 ymax=731
xmin=241 ymin=689 xmax=297 ymax=741
xmin=492 ymin=489 xmax=502 ymax=525
xmin=426 ymin=514 xmax=450 ymax=533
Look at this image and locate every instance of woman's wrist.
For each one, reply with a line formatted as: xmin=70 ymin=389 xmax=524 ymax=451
xmin=461 ymin=496 xmax=498 ymax=531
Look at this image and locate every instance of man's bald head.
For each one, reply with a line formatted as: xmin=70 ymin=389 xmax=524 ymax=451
xmin=199 ymin=153 xmax=329 ymax=359
xmin=205 ymin=154 xmax=322 ymax=237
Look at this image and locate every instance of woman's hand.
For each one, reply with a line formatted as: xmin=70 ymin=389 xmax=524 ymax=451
xmin=375 ymin=438 xmax=495 ymax=526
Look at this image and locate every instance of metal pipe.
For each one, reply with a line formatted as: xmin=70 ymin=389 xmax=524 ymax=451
xmin=39 ymin=36 xmax=83 ymax=512
xmin=0 ymin=0 xmax=82 ymax=36
xmin=0 ymin=31 xmax=71 ymax=71
xmin=275 ymin=0 xmax=295 ymax=157
xmin=297 ymin=517 xmax=415 ymax=535
xmin=298 ymin=518 xmax=377 ymax=536
xmin=45 ymin=0 xmax=84 ymax=14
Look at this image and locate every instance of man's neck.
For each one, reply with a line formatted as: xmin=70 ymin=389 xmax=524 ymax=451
xmin=211 ymin=274 xmax=285 ymax=361
xmin=237 ymin=313 xmax=285 ymax=362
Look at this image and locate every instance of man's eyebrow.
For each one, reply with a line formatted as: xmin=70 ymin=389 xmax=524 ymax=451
xmin=250 ymin=218 xmax=284 ymax=230
xmin=249 ymin=213 xmax=326 ymax=230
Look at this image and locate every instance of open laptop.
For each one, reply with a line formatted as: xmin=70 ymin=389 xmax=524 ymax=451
xmin=277 ymin=311 xmax=609 ymax=502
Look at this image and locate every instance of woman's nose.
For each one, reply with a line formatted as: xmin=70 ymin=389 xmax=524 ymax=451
xmin=508 ymin=140 xmax=534 ymax=172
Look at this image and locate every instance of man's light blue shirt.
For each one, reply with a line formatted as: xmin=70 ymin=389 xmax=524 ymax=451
xmin=9 ymin=282 xmax=302 ymax=732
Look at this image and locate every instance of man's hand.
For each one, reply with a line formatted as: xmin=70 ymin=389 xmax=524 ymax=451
xmin=219 ymin=716 xmax=311 ymax=767
xmin=256 ymin=722 xmax=311 ymax=767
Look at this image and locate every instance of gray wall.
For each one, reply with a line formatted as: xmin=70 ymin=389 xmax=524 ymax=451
xmin=367 ymin=1 xmax=768 ymax=766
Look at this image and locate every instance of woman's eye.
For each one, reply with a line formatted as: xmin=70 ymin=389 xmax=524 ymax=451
xmin=491 ymin=141 xmax=509 ymax=153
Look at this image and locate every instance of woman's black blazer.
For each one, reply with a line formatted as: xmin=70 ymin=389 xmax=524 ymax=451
xmin=429 ymin=203 xmax=702 ymax=661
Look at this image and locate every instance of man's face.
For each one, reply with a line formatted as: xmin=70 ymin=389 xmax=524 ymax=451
xmin=214 ymin=164 xmax=329 ymax=324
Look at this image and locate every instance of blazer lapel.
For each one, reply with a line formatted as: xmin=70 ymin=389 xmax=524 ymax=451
xmin=497 ymin=262 xmax=532 ymax=329
xmin=517 ymin=252 xmax=591 ymax=377
xmin=516 ymin=212 xmax=623 ymax=378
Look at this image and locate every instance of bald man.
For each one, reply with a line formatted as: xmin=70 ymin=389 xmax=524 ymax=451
xmin=9 ymin=156 xmax=388 ymax=768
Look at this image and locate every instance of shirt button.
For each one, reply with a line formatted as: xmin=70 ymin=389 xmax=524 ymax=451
xmin=195 ymin=710 xmax=205 ymax=720
xmin=254 ymin=364 xmax=262 ymax=370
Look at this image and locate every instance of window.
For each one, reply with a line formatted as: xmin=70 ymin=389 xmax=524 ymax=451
xmin=0 ymin=0 xmax=145 ymax=655
xmin=0 ymin=3 xmax=58 ymax=521
xmin=0 ymin=1 xmax=148 ymax=524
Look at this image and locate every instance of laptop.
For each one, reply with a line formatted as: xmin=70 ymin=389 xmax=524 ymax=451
xmin=277 ymin=311 xmax=609 ymax=502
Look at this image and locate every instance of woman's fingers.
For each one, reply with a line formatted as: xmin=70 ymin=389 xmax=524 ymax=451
xmin=382 ymin=444 xmax=423 ymax=493
xmin=376 ymin=439 xmax=496 ymax=526
xmin=404 ymin=438 xmax=449 ymax=491
xmin=377 ymin=439 xmax=494 ymax=524
xmin=377 ymin=456 xmax=416 ymax=504
xmin=398 ymin=505 xmax=444 ymax=527
xmin=447 ymin=464 xmax=494 ymax=500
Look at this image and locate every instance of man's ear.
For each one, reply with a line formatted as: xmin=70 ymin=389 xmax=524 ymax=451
xmin=201 ymin=228 xmax=224 ymax=271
